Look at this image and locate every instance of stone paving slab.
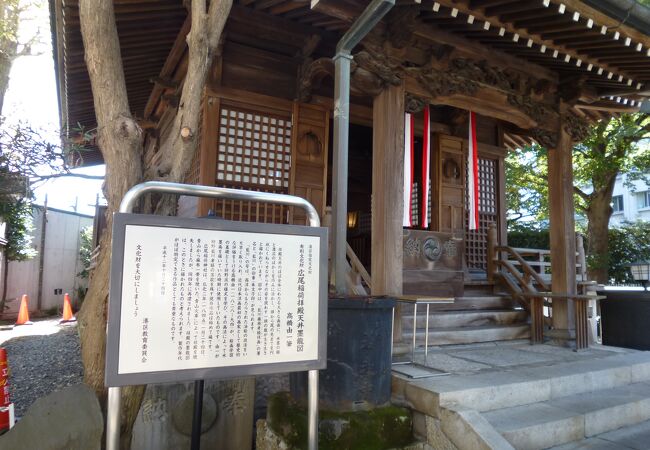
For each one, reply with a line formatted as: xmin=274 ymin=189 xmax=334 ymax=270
xmin=418 ymin=352 xmax=492 ymax=373
xmin=447 ymin=347 xmax=559 ymax=367
xmin=595 ymin=419 xmax=650 ymax=450
xmin=411 ymin=343 xmax=635 ymax=375
xmin=550 ymin=437 xmax=635 ymax=449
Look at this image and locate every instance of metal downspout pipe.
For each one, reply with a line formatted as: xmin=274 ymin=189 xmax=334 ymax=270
xmin=331 ymin=0 xmax=395 ymax=295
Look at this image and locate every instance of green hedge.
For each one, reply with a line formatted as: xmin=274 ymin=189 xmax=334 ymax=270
xmin=507 ymin=224 xmax=550 ymax=250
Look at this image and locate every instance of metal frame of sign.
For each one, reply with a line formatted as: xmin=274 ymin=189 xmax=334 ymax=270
xmin=106 ymin=181 xmax=325 ymax=450
xmin=105 ymin=213 xmax=328 ymax=386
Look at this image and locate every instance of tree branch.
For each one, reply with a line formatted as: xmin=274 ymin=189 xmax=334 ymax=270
xmin=33 ymin=172 xmax=104 ymax=181
xmin=574 ymin=186 xmax=590 ymax=201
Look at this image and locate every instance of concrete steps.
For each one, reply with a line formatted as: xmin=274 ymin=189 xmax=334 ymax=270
xmin=401 ymin=324 xmax=530 ymax=346
xmin=549 ymin=419 xmax=650 ymax=449
xmin=484 ymin=382 xmax=650 ymax=449
xmin=397 ymin=351 xmax=650 ymax=450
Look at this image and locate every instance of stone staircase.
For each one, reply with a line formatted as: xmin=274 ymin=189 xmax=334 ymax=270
xmin=398 ymin=285 xmax=531 ymax=349
xmin=393 ymin=350 xmax=650 ymax=449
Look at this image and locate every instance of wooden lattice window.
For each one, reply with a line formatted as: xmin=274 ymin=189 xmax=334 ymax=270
xmin=465 ymin=157 xmax=498 ymax=270
xmin=212 ymin=105 xmax=292 ymax=224
xmin=407 ymin=182 xmax=432 ymax=229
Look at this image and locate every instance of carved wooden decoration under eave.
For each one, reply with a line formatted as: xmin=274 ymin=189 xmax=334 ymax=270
xmin=564 ymin=111 xmax=591 ymax=143
xmin=531 ymin=128 xmax=559 ymax=149
xmin=297 ymin=57 xmax=333 ymax=103
xmin=297 ymin=48 xmax=402 ymax=102
xmin=405 ymin=94 xmax=427 ymax=114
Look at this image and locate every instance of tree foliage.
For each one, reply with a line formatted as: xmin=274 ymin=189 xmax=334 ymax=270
xmin=507 ymin=114 xmax=650 ymax=283
xmin=573 ymin=115 xmax=650 ymax=214
xmin=77 ymin=225 xmax=93 ymax=279
xmin=0 ymin=0 xmax=40 ymax=113
xmin=607 ymin=221 xmax=650 ymax=284
xmin=505 ymin=144 xmax=548 ymax=225
xmin=0 ymin=196 xmax=35 ymax=261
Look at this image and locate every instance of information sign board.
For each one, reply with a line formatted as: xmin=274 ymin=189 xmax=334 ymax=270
xmin=105 ymin=213 xmax=327 ymax=386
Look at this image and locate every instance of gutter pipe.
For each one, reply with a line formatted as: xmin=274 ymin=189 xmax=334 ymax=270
xmin=331 ymin=0 xmax=395 ymax=295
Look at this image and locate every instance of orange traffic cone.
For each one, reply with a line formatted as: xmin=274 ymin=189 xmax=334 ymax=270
xmin=60 ymin=293 xmax=76 ymax=323
xmin=15 ymin=295 xmax=32 ymax=326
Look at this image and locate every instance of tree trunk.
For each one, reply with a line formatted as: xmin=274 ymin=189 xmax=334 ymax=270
xmin=586 ymin=192 xmax=615 ymax=284
xmin=78 ymin=0 xmax=144 ymax=446
xmin=1 ymin=251 xmax=8 ymax=315
xmin=78 ymin=0 xmax=232 ymax=447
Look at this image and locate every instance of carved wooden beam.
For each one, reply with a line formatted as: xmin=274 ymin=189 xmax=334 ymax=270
xmin=413 ymin=24 xmax=557 ymax=83
xmin=404 ymin=73 xmax=557 ymax=131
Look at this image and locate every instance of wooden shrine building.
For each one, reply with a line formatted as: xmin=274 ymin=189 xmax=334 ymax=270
xmin=52 ymin=0 xmax=650 ymax=349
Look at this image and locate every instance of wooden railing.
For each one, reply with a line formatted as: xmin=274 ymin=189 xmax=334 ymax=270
xmin=347 ymin=243 xmax=372 ymax=292
xmin=324 ymin=207 xmax=372 ymax=295
xmin=486 ymin=223 xmax=596 ymax=349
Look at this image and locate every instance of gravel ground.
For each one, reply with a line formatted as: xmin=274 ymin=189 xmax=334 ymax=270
xmin=2 ymin=320 xmax=83 ymax=417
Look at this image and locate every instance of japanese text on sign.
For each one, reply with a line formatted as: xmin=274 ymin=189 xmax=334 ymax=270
xmin=118 ymin=225 xmax=320 ymax=375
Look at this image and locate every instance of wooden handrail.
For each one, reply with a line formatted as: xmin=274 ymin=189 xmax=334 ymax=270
xmin=495 ymin=246 xmax=550 ymax=292
xmin=346 ymin=243 xmax=372 ymax=291
xmin=489 ymin=229 xmax=593 ymax=349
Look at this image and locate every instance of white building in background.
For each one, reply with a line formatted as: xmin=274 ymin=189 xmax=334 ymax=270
xmin=3 ymin=205 xmax=92 ymax=318
xmin=609 ymin=173 xmax=650 ymax=227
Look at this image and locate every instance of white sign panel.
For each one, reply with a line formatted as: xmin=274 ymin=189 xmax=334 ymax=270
xmin=106 ymin=214 xmax=327 ymax=386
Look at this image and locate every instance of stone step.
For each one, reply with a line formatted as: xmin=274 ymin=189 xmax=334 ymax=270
xmin=400 ymin=295 xmax=518 ymax=312
xmin=484 ymin=382 xmax=650 ymax=450
xmin=403 ymin=352 xmax=650 ymax=419
xmin=401 ymin=309 xmax=528 ymax=329
xmin=549 ymin=418 xmax=650 ymax=449
xmin=402 ymin=324 xmax=530 ymax=346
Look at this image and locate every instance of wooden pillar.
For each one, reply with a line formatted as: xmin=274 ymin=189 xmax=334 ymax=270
xmin=547 ymin=118 xmax=576 ymax=342
xmin=371 ymin=84 xmax=405 ymax=340
xmin=371 ymin=84 xmax=405 ymax=295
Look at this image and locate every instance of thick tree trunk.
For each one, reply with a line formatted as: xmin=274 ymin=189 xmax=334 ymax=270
xmin=78 ymin=0 xmax=144 ymax=447
xmin=586 ymin=192 xmax=615 ymax=284
xmin=78 ymin=0 xmax=232 ymax=447
xmin=154 ymin=0 xmax=232 ymax=215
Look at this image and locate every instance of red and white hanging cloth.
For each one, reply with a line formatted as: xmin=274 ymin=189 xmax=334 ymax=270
xmin=403 ymin=112 xmax=414 ymax=227
xmin=467 ymin=111 xmax=479 ymax=231
xmin=421 ymin=106 xmax=431 ymax=229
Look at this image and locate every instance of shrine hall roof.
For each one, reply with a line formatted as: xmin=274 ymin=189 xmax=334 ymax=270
xmin=51 ymin=0 xmax=650 ymax=164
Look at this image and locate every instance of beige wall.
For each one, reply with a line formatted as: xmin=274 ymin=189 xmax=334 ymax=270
xmin=3 ymin=206 xmax=92 ymax=317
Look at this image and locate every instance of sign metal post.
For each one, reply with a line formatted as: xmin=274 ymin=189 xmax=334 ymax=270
xmin=106 ymin=181 xmax=324 ymax=450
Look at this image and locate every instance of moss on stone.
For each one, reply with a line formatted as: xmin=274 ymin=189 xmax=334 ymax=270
xmin=266 ymin=393 xmax=413 ymax=450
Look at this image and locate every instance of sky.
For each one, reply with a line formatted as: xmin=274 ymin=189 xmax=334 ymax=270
xmin=4 ymin=0 xmax=105 ymax=217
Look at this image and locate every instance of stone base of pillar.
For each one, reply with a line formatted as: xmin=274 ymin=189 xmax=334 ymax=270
xmin=545 ymin=328 xmax=576 ymax=348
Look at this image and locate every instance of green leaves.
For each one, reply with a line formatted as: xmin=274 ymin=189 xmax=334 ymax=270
xmin=0 ymin=196 xmax=36 ymax=261
xmin=506 ymin=143 xmax=548 ymax=225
